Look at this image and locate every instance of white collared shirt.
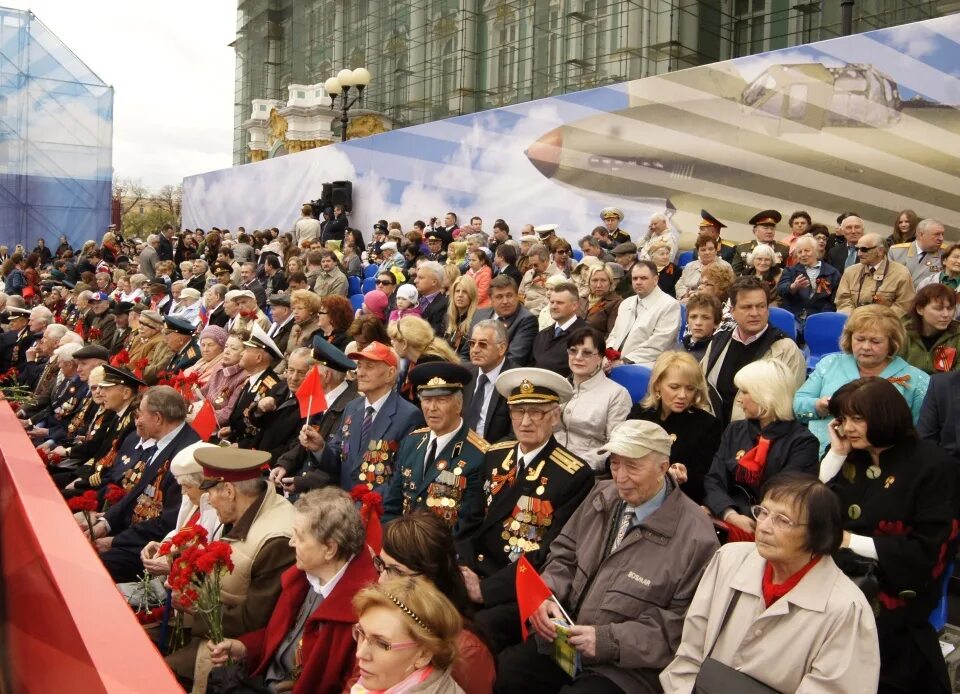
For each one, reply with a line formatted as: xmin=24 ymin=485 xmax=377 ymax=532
xmin=554 ymin=315 xmax=579 ymax=333
xmin=306 ymin=554 xmax=354 ymax=597
xmin=325 ymin=380 xmax=349 ymax=406
xmin=246 ymin=368 xmax=267 ymax=390
xmin=516 ymin=440 xmax=549 ymax=472
xmin=732 ymin=323 xmax=768 ymax=346
xmin=803 ymin=262 xmax=822 ymax=285
xmin=426 ymin=419 xmax=463 ymax=468
xmin=147 ymin=422 xmax=187 ymax=466
xmin=476 ymin=358 xmax=507 ymax=436
xmin=364 ymin=391 xmax=391 ymax=419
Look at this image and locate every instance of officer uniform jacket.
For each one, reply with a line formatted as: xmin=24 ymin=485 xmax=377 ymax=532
xmin=888 ymin=241 xmax=943 ymax=287
xmin=68 ymin=408 xmax=119 ymax=462
xmin=312 ymin=390 xmax=424 ymax=495
xmin=267 ymin=317 xmax=295 ymax=356
xmin=72 ymin=404 xmax=138 ymax=489
xmin=382 ymin=421 xmax=489 ymax=536
xmin=247 ymin=383 xmax=303 ymax=459
xmin=228 ymin=368 xmax=282 ymax=449
xmin=731 ymin=240 xmax=790 ymax=275
xmin=164 ymin=338 xmax=202 ymax=375
xmin=455 ymin=436 xmax=595 ymax=606
xmin=29 ymin=374 xmax=85 ymax=428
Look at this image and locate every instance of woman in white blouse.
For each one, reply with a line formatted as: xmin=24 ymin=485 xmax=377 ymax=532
xmin=555 ymin=325 xmax=632 ymax=471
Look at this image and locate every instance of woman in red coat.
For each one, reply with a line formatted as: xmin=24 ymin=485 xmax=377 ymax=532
xmin=207 ymin=488 xmax=378 ymax=693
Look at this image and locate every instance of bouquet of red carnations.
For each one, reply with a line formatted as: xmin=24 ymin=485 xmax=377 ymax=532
xmin=158 ymin=525 xmax=234 ymax=647
xmin=67 ymin=490 xmax=100 ymax=547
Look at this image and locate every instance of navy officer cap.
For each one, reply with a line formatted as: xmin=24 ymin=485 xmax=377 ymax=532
xmin=163 ymin=315 xmax=196 ymax=335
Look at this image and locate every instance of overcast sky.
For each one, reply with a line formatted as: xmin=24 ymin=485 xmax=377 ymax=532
xmin=9 ymin=0 xmax=236 ymax=189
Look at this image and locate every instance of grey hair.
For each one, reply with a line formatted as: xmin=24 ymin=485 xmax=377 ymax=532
xmin=141 ymin=386 xmax=188 ymax=422
xmin=60 ymin=332 xmax=83 ymax=346
xmin=288 ymin=346 xmax=315 ymax=366
xmin=45 ymin=323 xmax=68 ymax=341
xmin=176 ymin=472 xmax=205 ymax=488
xmin=54 ymin=342 xmax=83 ymax=363
xmin=466 ymin=233 xmax=486 ymax=247
xmin=294 ymin=487 xmax=365 ymax=559
xmin=650 ymin=213 xmax=667 ymax=224
xmin=232 ymin=478 xmax=267 ymax=497
xmin=917 ymin=218 xmax=944 ymax=237
xmin=418 ymin=260 xmax=445 ymax=286
xmin=746 ymin=243 xmax=778 ymax=265
xmin=207 ymin=284 xmax=227 ymax=300
xmin=473 ymin=318 xmax=508 ymax=344
xmin=30 ymin=306 xmax=53 ymax=325
xmin=793 ymin=235 xmax=818 ymax=253
xmin=171 ymin=280 xmax=186 ymax=291
xmin=579 ymin=235 xmax=600 ymax=250
xmin=527 ymin=244 xmax=550 ymax=262
xmin=318 ymin=363 xmax=347 ymax=384
xmin=147 ymin=234 xmax=159 ymax=245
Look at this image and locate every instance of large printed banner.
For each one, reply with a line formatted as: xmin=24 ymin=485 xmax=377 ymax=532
xmin=184 ymin=15 xmax=960 ymax=243
xmin=0 ymin=404 xmax=180 ymax=693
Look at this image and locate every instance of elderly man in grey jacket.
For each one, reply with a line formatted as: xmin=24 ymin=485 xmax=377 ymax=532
xmin=495 ymin=420 xmax=718 ymax=694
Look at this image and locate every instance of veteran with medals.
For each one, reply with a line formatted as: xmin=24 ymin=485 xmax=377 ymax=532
xmin=221 ymin=323 xmax=284 ymax=448
xmin=382 ymin=362 xmax=488 ymax=536
xmin=731 ymin=210 xmax=790 ymax=276
xmin=161 ymin=314 xmax=202 ymax=375
xmin=601 ymin=207 xmax=631 ymax=246
xmin=456 ymin=368 xmax=594 ymax=652
xmin=693 ymin=209 xmax=736 ymax=264
xmin=296 ymin=341 xmax=424 ymax=495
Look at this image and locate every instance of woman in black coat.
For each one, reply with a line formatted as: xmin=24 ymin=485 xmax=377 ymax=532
xmin=824 ymin=377 xmax=956 ymax=694
xmin=629 ymin=351 xmax=722 ymax=504
xmin=703 ymin=360 xmax=819 ymax=533
xmin=777 ymin=235 xmax=841 ymax=324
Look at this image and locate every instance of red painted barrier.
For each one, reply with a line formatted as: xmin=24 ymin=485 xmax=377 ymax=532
xmin=0 ymin=402 xmax=181 ymax=693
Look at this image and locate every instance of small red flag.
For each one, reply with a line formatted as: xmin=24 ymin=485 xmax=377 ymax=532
xmin=516 ymin=555 xmax=554 ymax=640
xmin=296 ymin=366 xmax=327 ymax=419
xmin=191 ymin=400 xmax=218 ymax=441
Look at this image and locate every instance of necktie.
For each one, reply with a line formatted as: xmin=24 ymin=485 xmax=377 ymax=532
xmin=423 ymin=438 xmax=437 ymax=477
xmin=612 ymin=508 xmax=635 ymax=550
xmin=554 ymin=324 xmax=563 ymax=338
xmin=845 ymin=246 xmax=857 ymax=269
xmin=360 ymin=406 xmax=375 ymax=446
xmin=464 ymin=374 xmax=488 ymax=431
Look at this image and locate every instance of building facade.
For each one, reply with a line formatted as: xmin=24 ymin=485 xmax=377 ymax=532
xmin=232 ymin=0 xmax=954 ymax=164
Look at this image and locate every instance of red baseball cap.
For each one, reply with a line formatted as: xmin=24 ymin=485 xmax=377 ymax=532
xmin=348 ymin=341 xmax=399 ymax=368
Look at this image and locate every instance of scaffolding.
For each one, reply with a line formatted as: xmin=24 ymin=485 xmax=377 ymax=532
xmin=0 ymin=7 xmax=113 ymax=249
xmin=231 ymin=0 xmax=956 ymax=165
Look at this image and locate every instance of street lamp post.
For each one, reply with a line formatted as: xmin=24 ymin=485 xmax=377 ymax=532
xmin=324 ymin=67 xmax=372 ymax=142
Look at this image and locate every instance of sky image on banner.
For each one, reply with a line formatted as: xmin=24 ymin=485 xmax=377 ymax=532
xmin=183 ymin=14 xmax=960 ymax=244
xmin=0 ymin=8 xmax=114 ymax=252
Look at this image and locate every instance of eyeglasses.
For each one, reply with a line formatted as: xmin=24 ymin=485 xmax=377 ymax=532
xmin=318 ymin=310 xmax=328 ymax=315
xmin=566 ymin=347 xmax=598 ymax=359
xmin=855 ymin=246 xmax=878 ymax=253
xmin=375 ymin=279 xmax=395 ymax=286
xmin=352 ymin=623 xmax=419 ymax=652
xmin=509 ymin=406 xmax=554 ymax=423
xmin=750 ymin=505 xmax=808 ymax=530
xmin=372 ymin=555 xmax=422 ymax=579
xmin=467 ymin=339 xmax=494 ymax=350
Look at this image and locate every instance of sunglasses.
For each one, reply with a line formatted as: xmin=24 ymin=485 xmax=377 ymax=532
xmin=855 ymin=246 xmax=878 ymax=253
xmin=375 ymin=279 xmax=395 ymax=286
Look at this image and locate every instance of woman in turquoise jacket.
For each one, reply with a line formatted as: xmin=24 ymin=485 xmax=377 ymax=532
xmin=794 ymin=304 xmax=929 ymax=455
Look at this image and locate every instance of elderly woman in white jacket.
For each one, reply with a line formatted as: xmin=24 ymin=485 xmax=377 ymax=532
xmin=138 ymin=442 xmax=223 ymax=576
xmin=660 ymin=473 xmax=879 ymax=694
xmin=554 ymin=326 xmax=632 ymax=471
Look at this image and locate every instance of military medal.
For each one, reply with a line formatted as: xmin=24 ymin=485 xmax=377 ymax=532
xmin=884 ymin=476 xmax=896 ymax=489
xmin=866 ymin=465 xmax=881 ymax=480
xmin=848 ymin=504 xmax=862 ymax=520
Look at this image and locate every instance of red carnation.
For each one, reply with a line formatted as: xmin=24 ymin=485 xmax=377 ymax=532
xmin=110 ymin=348 xmax=130 ymax=367
xmin=67 ymin=490 xmax=99 ymax=513
xmin=350 ymin=484 xmax=369 ymax=502
xmin=133 ymin=296 xmax=142 ymax=304
xmin=362 ymin=491 xmax=384 ymax=518
xmin=104 ymin=484 xmax=125 ymax=505
xmin=36 ymin=447 xmax=49 ymax=465
xmin=157 ymin=539 xmax=174 ymax=557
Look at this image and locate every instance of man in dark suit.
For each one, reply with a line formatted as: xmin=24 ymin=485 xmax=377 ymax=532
xmin=266 ymin=293 xmax=295 ymax=355
xmin=827 ymin=213 xmax=865 ymax=272
xmin=461 ymin=275 xmax=538 ymax=365
xmin=84 ymin=384 xmax=201 ymax=582
xmin=456 ymin=368 xmax=594 ymax=652
xmin=157 ymin=224 xmax=175 ymax=262
xmin=919 ymin=372 xmax=960 ymax=463
xmin=463 ymin=319 xmax=515 ymax=443
xmin=221 ymin=324 xmax=284 ymax=447
xmin=416 ymin=260 xmax=449 ymax=337
xmin=320 ymin=204 xmax=348 ymax=246
xmin=297 ymin=341 xmax=424 ymax=496
xmin=494 ymin=244 xmax=523 ymax=286
xmin=531 ymin=282 xmax=587 ymax=377
xmin=239 ymin=262 xmax=268 ymax=310
xmin=271 ymin=338 xmax=359 ymax=494
xmin=205 ymin=284 xmax=229 ymax=328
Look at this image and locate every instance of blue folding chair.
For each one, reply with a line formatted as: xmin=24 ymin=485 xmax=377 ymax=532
xmin=350 ymin=294 xmax=365 ymax=312
xmin=804 ymin=312 xmax=848 ymax=371
xmin=608 ymin=365 xmax=653 ymax=404
xmin=768 ymin=306 xmax=797 ymax=341
xmin=572 ymin=248 xmax=584 ymax=261
xmin=930 ymin=561 xmax=954 ymax=632
xmin=677 ymin=250 xmax=694 ymax=269
xmin=347 ymin=276 xmax=361 ymax=295
xmin=362 ymin=277 xmax=377 ymax=293
xmin=364 ymin=265 xmax=380 ymax=279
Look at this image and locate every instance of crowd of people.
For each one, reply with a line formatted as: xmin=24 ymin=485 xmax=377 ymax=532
xmin=0 ymin=202 xmax=958 ymax=694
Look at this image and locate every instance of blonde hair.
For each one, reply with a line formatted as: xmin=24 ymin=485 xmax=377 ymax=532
xmin=353 ymin=576 xmax=461 ymax=670
xmin=586 ymin=263 xmax=614 ymax=287
xmin=445 ymin=276 xmax=478 ymax=343
xmin=640 ymin=351 xmax=712 ymax=412
xmin=442 ymin=264 xmax=461 ymax=290
xmin=290 ymin=288 xmax=322 ymax=314
xmin=839 ymin=304 xmax=905 ymax=357
xmin=388 ymin=316 xmax=459 ymax=363
xmin=733 ymin=360 xmax=796 ymax=422
xmin=646 ymin=240 xmax=672 ymax=257
xmin=446 ymin=242 xmax=467 ymax=265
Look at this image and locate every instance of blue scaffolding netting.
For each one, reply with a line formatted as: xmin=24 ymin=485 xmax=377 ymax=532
xmin=0 ymin=6 xmax=113 ymax=251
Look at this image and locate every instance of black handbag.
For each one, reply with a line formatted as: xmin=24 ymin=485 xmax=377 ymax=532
xmin=206 ymin=664 xmax=272 ymax=694
xmin=693 ymin=593 xmax=781 ymax=694
xmin=832 ymin=547 xmax=881 ymax=614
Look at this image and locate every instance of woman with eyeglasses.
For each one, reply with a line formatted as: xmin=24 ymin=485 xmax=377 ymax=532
xmin=823 ymin=377 xmax=956 ymax=694
xmin=206 ymin=487 xmax=378 ymax=693
xmin=350 ymin=576 xmax=464 ymax=694
xmin=364 ymin=511 xmax=494 ymax=694
xmin=661 ymin=473 xmax=880 ymax=693
xmin=555 ymin=327 xmax=632 ymax=471
xmin=375 ymin=271 xmax=400 ymax=313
